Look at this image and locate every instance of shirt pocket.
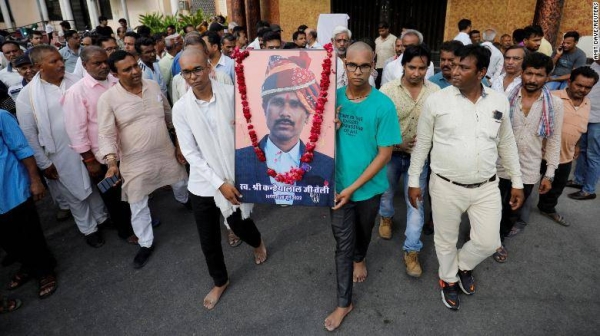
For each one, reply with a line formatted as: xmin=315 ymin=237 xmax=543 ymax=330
xmin=483 ymin=118 xmax=502 ymax=140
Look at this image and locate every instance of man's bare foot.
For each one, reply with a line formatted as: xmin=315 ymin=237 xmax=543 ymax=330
xmin=353 ymin=260 xmax=367 ymax=283
xmin=254 ymin=239 xmax=267 ymax=265
xmin=324 ymin=304 xmax=353 ymax=331
xmin=203 ymin=281 xmax=229 ymax=310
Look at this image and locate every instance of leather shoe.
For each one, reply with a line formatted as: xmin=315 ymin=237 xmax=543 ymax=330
xmin=85 ymin=231 xmax=105 ymax=248
xmin=133 ymin=246 xmax=154 ymax=269
xmin=565 ymin=180 xmax=583 ymax=189
xmin=568 ymin=191 xmax=596 ymax=200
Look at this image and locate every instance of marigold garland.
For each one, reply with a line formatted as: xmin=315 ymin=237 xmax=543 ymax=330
xmin=232 ymin=44 xmax=334 ymax=185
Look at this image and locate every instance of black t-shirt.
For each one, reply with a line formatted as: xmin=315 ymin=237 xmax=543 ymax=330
xmin=95 ymin=25 xmax=114 ymax=37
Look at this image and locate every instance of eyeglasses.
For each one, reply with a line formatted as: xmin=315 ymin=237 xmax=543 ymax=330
xmin=345 ymin=63 xmax=372 ymax=74
xmin=104 ymin=47 xmax=119 ymax=53
xmin=335 ymin=38 xmax=349 ymax=44
xmin=181 ymin=66 xmax=207 ymax=79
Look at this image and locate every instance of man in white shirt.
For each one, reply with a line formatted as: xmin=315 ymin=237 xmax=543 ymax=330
xmin=0 ymin=42 xmax=24 ymax=87
xmin=374 ymin=22 xmax=396 ymax=88
xmin=305 ymin=28 xmax=322 ymax=49
xmin=45 ymin=22 xmax=54 ymax=42
xmin=491 ymin=45 xmax=525 ymax=94
xmin=453 ymin=19 xmax=472 ymax=45
xmin=8 ymin=55 xmax=35 ymax=101
xmin=381 ymin=30 xmax=435 ymax=85
xmin=408 ymin=45 xmax=524 ymax=310
xmin=247 ymin=21 xmax=270 ymax=49
xmin=172 ymin=49 xmax=267 ymax=310
xmin=481 ymin=28 xmax=504 ymax=80
xmin=332 ymin=26 xmax=352 ymax=88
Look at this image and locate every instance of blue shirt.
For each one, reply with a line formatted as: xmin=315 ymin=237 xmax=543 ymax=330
xmin=0 ymin=110 xmax=34 ymax=214
xmin=171 ymin=50 xmax=183 ymax=77
xmin=335 ymin=87 xmax=402 ymax=201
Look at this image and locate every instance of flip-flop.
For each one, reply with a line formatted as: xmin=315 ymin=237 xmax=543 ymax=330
xmin=0 ymin=297 xmax=22 ymax=314
xmin=7 ymin=271 xmax=31 ymax=291
xmin=228 ymin=230 xmax=242 ymax=247
xmin=540 ymin=211 xmax=570 ymax=227
xmin=493 ymin=245 xmax=508 ymax=263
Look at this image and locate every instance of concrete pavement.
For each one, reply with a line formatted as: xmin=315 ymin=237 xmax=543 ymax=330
xmin=1 ymin=185 xmax=599 ymax=335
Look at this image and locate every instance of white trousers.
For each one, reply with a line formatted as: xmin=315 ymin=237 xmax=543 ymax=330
xmin=129 ymin=179 xmax=188 ymax=248
xmin=48 ymin=180 xmax=108 ymax=235
xmin=430 ymin=173 xmax=502 ymax=283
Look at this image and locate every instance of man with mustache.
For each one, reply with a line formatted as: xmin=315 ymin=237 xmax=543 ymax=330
xmin=429 ymin=40 xmax=464 ymax=89
xmin=235 ymin=52 xmax=334 ymax=206
xmin=381 ymin=29 xmax=435 ymax=85
xmin=16 ymin=45 xmax=108 ymax=292
xmin=377 ymin=45 xmax=440 ymax=277
xmin=97 ymin=51 xmax=189 ymax=268
xmin=332 ymin=26 xmax=351 ymax=88
xmin=62 ymin=46 xmax=137 ymax=247
xmin=0 ymin=41 xmax=25 ymax=88
xmin=491 ymin=45 xmax=526 ymax=94
xmin=538 ymin=66 xmax=597 ymax=223
xmin=493 ymin=52 xmax=564 ymax=263
xmin=8 ymin=55 xmax=36 ymax=101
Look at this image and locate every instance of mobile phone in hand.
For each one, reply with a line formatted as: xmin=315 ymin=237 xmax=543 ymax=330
xmin=97 ymin=175 xmax=120 ymax=193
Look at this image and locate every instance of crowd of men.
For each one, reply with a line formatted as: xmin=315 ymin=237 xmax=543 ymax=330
xmin=0 ymin=14 xmax=598 ymax=334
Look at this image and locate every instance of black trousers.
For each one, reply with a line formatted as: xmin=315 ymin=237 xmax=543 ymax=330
xmin=189 ymin=193 xmax=262 ymax=287
xmin=538 ymin=160 xmax=572 ymax=214
xmin=0 ymin=198 xmax=56 ymax=278
xmin=499 ymin=178 xmax=534 ymax=241
xmin=330 ymin=194 xmax=381 ymax=308
xmin=91 ymin=164 xmax=134 ymax=239
xmin=375 ymin=68 xmax=383 ymax=89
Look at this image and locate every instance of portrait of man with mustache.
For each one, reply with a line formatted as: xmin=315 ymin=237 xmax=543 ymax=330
xmin=235 ymin=52 xmax=335 ymax=206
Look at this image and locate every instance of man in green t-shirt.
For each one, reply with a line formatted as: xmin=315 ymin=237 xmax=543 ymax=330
xmin=324 ymin=42 xmax=401 ymax=332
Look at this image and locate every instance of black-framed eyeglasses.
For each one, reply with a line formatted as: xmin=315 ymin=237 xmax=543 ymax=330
xmin=181 ymin=66 xmax=207 ymax=79
xmin=345 ymin=63 xmax=372 ymax=74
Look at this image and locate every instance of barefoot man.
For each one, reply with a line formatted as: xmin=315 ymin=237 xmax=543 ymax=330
xmin=172 ymin=49 xmax=267 ymax=309
xmin=326 ymin=42 xmax=401 ymax=331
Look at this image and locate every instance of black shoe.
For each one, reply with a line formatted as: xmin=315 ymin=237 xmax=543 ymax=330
xmin=85 ymin=231 xmax=105 ymax=248
xmin=568 ymin=191 xmax=596 ymax=200
xmin=565 ymin=180 xmax=583 ymax=189
xmin=423 ymin=220 xmax=434 ymax=235
xmin=151 ymin=217 xmax=161 ymax=228
xmin=98 ymin=219 xmax=116 ymax=230
xmin=439 ymin=279 xmax=460 ymax=310
xmin=458 ymin=270 xmax=475 ymax=295
xmin=133 ymin=246 xmax=153 ymax=269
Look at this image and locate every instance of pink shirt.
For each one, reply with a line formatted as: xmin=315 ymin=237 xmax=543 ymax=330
xmin=62 ymin=73 xmax=118 ymax=162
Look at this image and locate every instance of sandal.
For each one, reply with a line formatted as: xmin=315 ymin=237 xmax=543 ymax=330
xmin=7 ymin=271 xmax=31 ymax=290
xmin=493 ymin=245 xmax=508 ymax=263
xmin=38 ymin=274 xmax=58 ymax=299
xmin=0 ymin=297 xmax=22 ymax=314
xmin=228 ymin=230 xmax=242 ymax=247
xmin=506 ymin=226 xmax=522 ymax=238
xmin=540 ymin=211 xmax=570 ymax=227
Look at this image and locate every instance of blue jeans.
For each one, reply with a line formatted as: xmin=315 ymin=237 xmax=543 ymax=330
xmin=378 ymin=152 xmax=429 ymax=252
xmin=574 ymin=122 xmax=600 ymax=194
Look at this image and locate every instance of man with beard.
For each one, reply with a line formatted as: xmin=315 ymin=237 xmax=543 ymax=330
xmin=383 ymin=37 xmax=403 ymax=68
xmin=235 ymin=51 xmax=335 ymax=206
xmin=62 ymin=46 xmax=137 ymax=246
xmin=429 ymin=40 xmax=464 ymax=89
xmin=325 ymin=42 xmax=401 ymax=330
xmin=500 ymin=34 xmax=512 ymax=54
xmin=98 ymin=51 xmax=189 ymax=268
xmin=172 ymin=49 xmax=267 ymax=310
xmin=408 ymin=45 xmax=524 ymax=310
xmin=377 ymin=45 xmax=440 ymax=277
xmin=547 ymin=31 xmax=587 ymax=90
xmin=201 ymin=31 xmax=235 ymax=82
xmin=493 ymin=52 xmax=563 ymax=263
xmin=17 ymin=45 xmax=109 ymax=249
xmin=491 ymin=45 xmax=526 ymax=94
xmin=220 ymin=34 xmax=236 ymax=57
xmin=331 ymin=26 xmax=351 ymax=88
xmin=522 ymin=25 xmax=543 ymax=53
xmin=538 ymin=67 xmax=597 ymax=224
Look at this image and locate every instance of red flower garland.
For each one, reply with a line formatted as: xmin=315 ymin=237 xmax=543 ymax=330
xmin=232 ymin=44 xmax=334 ymax=185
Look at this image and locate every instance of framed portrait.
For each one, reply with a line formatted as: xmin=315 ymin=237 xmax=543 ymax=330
xmin=234 ymin=49 xmax=337 ymax=207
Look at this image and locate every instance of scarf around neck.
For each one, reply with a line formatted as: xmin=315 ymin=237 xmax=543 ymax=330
xmin=507 ymin=84 xmax=555 ymax=138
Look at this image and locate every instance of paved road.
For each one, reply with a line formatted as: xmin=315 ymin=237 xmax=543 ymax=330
xmin=1 ymin=184 xmax=599 ymax=335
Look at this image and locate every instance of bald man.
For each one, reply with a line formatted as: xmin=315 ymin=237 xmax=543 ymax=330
xmin=326 ymin=42 xmax=401 ymax=331
xmin=172 ymin=49 xmax=266 ymax=310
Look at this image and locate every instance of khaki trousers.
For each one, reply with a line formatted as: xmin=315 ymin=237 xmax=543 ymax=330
xmin=430 ymin=173 xmax=502 ymax=283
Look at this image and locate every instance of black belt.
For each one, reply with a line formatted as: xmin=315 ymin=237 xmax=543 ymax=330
xmin=436 ymin=174 xmax=496 ymax=189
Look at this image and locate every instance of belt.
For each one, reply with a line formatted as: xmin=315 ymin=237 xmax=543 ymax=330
xmin=436 ymin=174 xmax=496 ymax=189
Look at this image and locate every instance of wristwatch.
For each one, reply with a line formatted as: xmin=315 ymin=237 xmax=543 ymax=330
xmin=543 ymin=176 xmax=554 ymax=183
